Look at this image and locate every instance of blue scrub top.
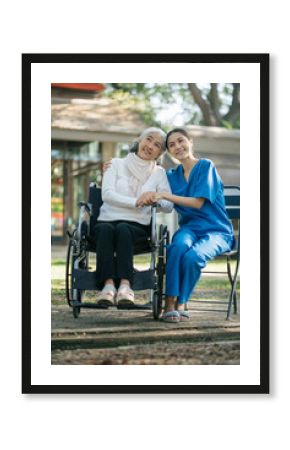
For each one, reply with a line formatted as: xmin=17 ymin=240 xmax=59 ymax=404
xmin=166 ymin=159 xmax=233 ymax=236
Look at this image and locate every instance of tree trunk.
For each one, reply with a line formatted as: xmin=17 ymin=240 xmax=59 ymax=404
xmin=209 ymin=83 xmax=222 ymax=125
xmin=223 ymin=84 xmax=240 ymax=123
xmin=187 ymin=83 xmax=218 ymax=126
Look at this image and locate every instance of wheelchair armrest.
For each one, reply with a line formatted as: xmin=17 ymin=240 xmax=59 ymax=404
xmin=78 ymin=201 xmax=92 ymax=215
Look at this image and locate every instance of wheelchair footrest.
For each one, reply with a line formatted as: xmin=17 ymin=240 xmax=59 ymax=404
xmin=73 ymin=268 xmax=155 ymax=290
xmin=117 ymin=303 xmax=152 ymax=310
xmin=70 ymin=302 xmax=152 ymax=310
xmin=132 ymin=269 xmax=155 ymax=290
xmin=73 ymin=270 xmax=97 ymax=290
xmin=71 ymin=301 xmax=108 ymax=309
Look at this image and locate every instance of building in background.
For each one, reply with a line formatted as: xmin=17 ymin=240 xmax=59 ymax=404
xmin=51 ymin=85 xmax=240 ymax=244
xmin=51 ymin=83 xmax=147 ymax=243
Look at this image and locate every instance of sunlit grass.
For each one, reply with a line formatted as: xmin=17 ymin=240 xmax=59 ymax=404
xmin=52 ymin=259 xmax=66 ymax=265
xmin=52 ymin=253 xmax=238 ymax=269
xmin=51 ymin=248 xmax=240 ymax=306
xmin=52 ymin=275 xmax=240 ymax=305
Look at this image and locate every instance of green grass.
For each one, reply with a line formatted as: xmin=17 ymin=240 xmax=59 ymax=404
xmin=51 ymin=253 xmax=237 ymax=268
xmin=51 ymin=259 xmax=66 ymax=266
xmin=51 ymin=275 xmax=240 ymax=305
xmin=51 ymin=254 xmax=152 ymax=266
xmin=51 ymin=250 xmax=240 ymax=305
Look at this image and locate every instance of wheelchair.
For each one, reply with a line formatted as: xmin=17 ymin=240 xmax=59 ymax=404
xmin=65 ymin=183 xmax=170 ymax=319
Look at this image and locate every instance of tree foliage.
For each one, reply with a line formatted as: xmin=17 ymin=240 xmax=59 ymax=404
xmin=105 ymin=83 xmax=240 ymax=129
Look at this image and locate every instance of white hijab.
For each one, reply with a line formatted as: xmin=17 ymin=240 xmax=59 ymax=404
xmin=126 ymin=153 xmax=156 ymax=197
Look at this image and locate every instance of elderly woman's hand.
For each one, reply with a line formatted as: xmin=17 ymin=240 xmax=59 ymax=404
xmin=136 ymin=192 xmax=158 ymax=207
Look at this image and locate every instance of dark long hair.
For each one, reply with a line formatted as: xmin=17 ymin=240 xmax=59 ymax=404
xmin=165 ymin=127 xmax=192 ymax=149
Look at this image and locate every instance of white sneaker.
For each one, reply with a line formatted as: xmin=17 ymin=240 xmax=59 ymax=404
xmin=116 ymin=285 xmax=135 ymax=305
xmin=96 ymin=284 xmax=116 ymax=306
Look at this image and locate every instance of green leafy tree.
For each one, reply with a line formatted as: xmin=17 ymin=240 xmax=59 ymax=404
xmin=106 ymin=83 xmax=240 ymax=129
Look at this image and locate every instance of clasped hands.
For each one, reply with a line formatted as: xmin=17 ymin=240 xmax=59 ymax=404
xmin=102 ymin=160 xmax=165 ymax=208
xmin=136 ymin=191 xmax=163 ymax=207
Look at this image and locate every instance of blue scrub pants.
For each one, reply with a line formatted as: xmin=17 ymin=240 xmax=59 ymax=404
xmin=165 ymin=226 xmax=234 ymax=304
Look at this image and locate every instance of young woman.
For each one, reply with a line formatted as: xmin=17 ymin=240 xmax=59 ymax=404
xmin=154 ymin=128 xmax=235 ymax=322
xmin=95 ymin=127 xmax=173 ymax=306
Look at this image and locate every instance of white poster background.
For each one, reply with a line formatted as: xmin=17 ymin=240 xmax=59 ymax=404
xmin=31 ymin=62 xmax=260 ymax=386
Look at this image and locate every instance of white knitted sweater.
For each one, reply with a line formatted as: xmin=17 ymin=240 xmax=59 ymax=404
xmin=98 ymin=157 xmax=173 ymax=225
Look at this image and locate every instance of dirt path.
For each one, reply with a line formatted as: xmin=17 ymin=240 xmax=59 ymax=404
xmin=51 ymin=301 xmax=240 ymax=365
xmin=52 ymin=340 xmax=240 ymax=365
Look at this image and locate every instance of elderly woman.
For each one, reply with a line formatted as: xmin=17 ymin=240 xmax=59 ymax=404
xmin=95 ymin=127 xmax=173 ymax=306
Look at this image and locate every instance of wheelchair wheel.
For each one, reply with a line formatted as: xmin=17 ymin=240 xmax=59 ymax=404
xmin=152 ymin=291 xmax=162 ymax=320
xmin=153 ymin=224 xmax=167 ymax=319
xmin=66 ymin=237 xmax=86 ymax=318
xmin=73 ymin=296 xmax=81 ymax=319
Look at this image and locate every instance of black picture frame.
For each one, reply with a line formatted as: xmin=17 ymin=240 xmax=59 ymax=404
xmin=22 ymin=53 xmax=269 ymax=394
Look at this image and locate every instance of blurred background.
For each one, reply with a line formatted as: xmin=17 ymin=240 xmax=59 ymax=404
xmin=51 ymin=83 xmax=240 ymax=244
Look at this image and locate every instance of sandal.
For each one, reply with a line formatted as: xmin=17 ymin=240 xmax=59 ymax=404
xmin=178 ymin=310 xmax=190 ymax=322
xmin=96 ymin=284 xmax=116 ymax=306
xmin=117 ymin=284 xmax=135 ymax=305
xmin=161 ymin=310 xmax=180 ymax=323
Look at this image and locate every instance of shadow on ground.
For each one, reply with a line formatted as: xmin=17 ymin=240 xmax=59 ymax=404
xmin=51 ymin=297 xmax=240 ymax=365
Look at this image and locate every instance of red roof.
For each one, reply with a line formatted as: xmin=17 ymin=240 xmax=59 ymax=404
xmin=51 ymin=83 xmax=105 ymax=92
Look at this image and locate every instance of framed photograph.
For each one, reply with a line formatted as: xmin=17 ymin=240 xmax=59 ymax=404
xmin=22 ymin=53 xmax=269 ymax=394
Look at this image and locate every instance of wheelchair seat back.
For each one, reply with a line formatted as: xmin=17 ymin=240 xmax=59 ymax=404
xmin=88 ymin=184 xmax=103 ymax=235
